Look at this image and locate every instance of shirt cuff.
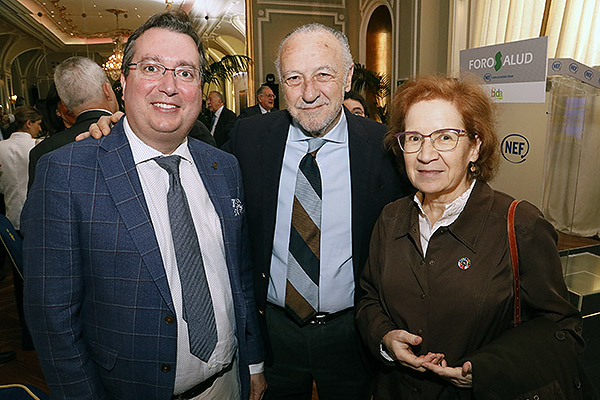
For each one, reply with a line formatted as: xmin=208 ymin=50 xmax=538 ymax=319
xmin=380 ymin=342 xmax=395 ymax=362
xmin=249 ymin=362 xmax=264 ymax=375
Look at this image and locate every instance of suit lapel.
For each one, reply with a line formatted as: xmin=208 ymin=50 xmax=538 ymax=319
xmin=260 ymin=112 xmax=291 ymax=267
xmin=97 ymin=121 xmax=175 ymax=313
xmin=347 ymin=110 xmax=376 ymax=275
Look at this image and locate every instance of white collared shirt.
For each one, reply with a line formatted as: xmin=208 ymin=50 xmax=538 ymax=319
xmin=123 ymin=117 xmax=236 ymax=394
xmin=414 ymin=179 xmax=476 ymax=255
xmin=0 ymin=131 xmax=36 ymax=230
xmin=210 ymin=105 xmax=224 ymax=137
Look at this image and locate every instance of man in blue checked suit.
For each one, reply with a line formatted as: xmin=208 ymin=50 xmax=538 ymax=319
xmin=22 ymin=11 xmax=265 ymax=400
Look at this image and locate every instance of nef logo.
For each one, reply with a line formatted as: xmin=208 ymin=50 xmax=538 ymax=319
xmin=501 ymin=134 xmax=529 ymax=164
xmin=491 ymin=88 xmax=503 ymax=99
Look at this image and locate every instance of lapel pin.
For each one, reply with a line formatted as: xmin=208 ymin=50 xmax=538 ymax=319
xmin=212 ymin=161 xmax=218 ymax=170
xmin=458 ymin=257 xmax=471 ymax=270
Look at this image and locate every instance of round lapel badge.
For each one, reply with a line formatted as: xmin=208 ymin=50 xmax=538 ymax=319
xmin=458 ymin=257 xmax=471 ymax=270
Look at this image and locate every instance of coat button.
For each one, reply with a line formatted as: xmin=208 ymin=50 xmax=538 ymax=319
xmin=420 ymin=260 xmax=425 ymax=265
xmin=161 ymin=364 xmax=171 ymax=372
xmin=417 ymin=329 xmax=423 ymax=335
xmin=261 ymin=273 xmax=266 ymax=278
xmin=164 ymin=315 xmax=175 ymax=324
xmin=421 ymin=294 xmax=426 ymax=299
xmin=555 ymin=330 xmax=566 ymax=340
xmin=429 ymin=259 xmax=435 ymax=265
xmin=258 ymin=309 xmax=264 ymax=315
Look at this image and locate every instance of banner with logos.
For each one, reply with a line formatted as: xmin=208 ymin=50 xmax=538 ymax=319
xmin=460 ymin=37 xmax=548 ymax=103
xmin=548 ymin=58 xmax=600 ymax=89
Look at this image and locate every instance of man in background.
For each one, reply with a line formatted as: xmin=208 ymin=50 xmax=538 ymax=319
xmin=28 ymin=56 xmax=119 ymax=189
xmin=343 ymin=90 xmax=368 ymax=118
xmin=206 ymin=91 xmax=236 ymax=148
xmin=238 ymin=85 xmax=276 ymax=119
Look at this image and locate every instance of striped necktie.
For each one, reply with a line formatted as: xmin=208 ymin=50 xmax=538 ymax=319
xmin=154 ymin=155 xmax=218 ymax=361
xmin=285 ymin=137 xmax=326 ymax=324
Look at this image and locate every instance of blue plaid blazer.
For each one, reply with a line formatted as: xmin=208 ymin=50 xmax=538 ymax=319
xmin=22 ymin=120 xmax=263 ymax=399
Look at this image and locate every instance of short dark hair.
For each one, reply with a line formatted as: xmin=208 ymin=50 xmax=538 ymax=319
xmin=385 ymin=75 xmax=499 ymax=182
xmin=121 ymin=10 xmax=206 ymax=78
xmin=344 ymin=90 xmax=368 ymax=116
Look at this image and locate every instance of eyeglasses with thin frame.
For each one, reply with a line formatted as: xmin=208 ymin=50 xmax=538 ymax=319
xmin=128 ymin=61 xmax=201 ymax=84
xmin=260 ymin=93 xmax=276 ymax=99
xmin=394 ymin=128 xmax=468 ymax=153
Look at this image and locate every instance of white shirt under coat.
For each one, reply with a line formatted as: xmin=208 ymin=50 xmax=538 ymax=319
xmin=124 ymin=118 xmax=237 ymax=394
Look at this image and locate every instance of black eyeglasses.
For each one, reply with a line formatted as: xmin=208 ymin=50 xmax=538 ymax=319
xmin=128 ymin=61 xmax=201 ymax=84
xmin=394 ymin=128 xmax=468 ymax=153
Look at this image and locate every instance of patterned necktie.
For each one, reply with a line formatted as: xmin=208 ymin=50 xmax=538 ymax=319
xmin=154 ymin=155 xmax=217 ymax=361
xmin=286 ymin=137 xmax=326 ymax=324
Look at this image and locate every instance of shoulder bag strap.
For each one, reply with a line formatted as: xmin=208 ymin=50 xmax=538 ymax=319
xmin=507 ymin=200 xmax=521 ymax=326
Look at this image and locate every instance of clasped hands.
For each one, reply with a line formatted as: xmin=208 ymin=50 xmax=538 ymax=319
xmin=382 ymin=329 xmax=473 ymax=388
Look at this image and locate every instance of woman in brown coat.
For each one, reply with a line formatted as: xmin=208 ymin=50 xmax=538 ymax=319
xmin=355 ymin=75 xmax=584 ymax=399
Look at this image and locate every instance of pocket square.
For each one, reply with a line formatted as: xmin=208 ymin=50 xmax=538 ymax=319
xmin=231 ymin=198 xmax=243 ymax=216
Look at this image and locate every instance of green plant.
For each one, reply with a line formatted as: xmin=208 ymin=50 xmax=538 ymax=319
xmin=202 ymin=54 xmax=252 ymax=92
xmin=351 ymin=63 xmax=390 ymax=123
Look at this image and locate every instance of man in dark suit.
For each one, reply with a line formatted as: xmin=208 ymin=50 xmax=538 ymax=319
xmin=238 ymin=85 xmax=276 ymax=119
xmin=224 ymin=23 xmax=411 ymax=399
xmin=22 ymin=11 xmax=265 ymax=400
xmin=28 ymin=56 xmax=119 ymax=189
xmin=206 ymin=91 xmax=236 ymax=148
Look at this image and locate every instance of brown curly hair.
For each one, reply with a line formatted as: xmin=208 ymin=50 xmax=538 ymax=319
xmin=384 ymin=75 xmax=499 ymax=182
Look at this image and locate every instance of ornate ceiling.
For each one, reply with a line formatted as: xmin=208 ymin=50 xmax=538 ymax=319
xmin=0 ymin=0 xmax=247 ymax=63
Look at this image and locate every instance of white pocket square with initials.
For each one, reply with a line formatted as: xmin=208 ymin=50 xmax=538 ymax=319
xmin=231 ymin=198 xmax=243 ymax=216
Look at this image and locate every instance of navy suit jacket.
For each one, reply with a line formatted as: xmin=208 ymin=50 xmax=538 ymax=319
xmin=213 ymin=107 xmax=236 ymax=148
xmin=22 ymin=120 xmax=263 ymax=399
xmin=224 ymin=109 xmax=411 ymax=361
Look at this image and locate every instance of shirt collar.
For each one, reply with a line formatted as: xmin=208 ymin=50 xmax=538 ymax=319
xmin=259 ymin=104 xmax=268 ymax=114
xmin=413 ymin=179 xmax=477 ymax=226
xmin=289 ymin=109 xmax=347 ymax=144
xmin=123 ymin=116 xmax=192 ymax=166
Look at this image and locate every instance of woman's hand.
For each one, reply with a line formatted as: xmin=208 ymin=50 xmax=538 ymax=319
xmin=382 ymin=330 xmax=444 ymax=372
xmin=422 ymin=359 xmax=473 ymax=388
xmin=75 ymin=111 xmax=124 ymax=141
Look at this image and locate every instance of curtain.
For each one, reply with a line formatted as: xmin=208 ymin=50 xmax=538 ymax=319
xmin=541 ymin=77 xmax=600 ymax=237
xmin=545 ymin=0 xmax=600 ymax=66
xmin=469 ymin=0 xmax=546 ymax=48
xmin=469 ymin=0 xmax=600 ymax=67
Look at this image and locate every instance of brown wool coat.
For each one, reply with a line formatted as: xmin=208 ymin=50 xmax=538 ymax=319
xmin=356 ymin=181 xmax=583 ymax=400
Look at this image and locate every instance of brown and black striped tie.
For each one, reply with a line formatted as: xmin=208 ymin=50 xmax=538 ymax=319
xmin=285 ymin=137 xmax=326 ymax=324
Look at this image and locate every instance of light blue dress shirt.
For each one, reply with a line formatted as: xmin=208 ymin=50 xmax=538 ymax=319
xmin=268 ymin=112 xmax=354 ymax=313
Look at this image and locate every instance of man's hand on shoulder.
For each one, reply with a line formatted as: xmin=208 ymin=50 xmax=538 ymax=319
xmin=75 ymin=111 xmax=124 ymax=141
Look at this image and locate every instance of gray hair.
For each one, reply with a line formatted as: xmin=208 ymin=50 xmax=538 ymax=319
xmin=122 ymin=10 xmax=206 ymax=78
xmin=210 ymin=91 xmax=224 ymax=102
xmin=256 ymin=84 xmax=271 ymax=97
xmin=54 ymin=56 xmax=109 ymax=112
xmin=274 ymin=23 xmax=353 ymax=81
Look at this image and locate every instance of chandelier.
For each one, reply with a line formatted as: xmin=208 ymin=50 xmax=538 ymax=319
xmin=102 ymin=9 xmax=127 ymax=81
xmin=103 ymin=38 xmax=123 ymax=81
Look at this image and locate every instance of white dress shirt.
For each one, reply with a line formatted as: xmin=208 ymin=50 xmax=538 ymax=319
xmin=123 ymin=118 xmax=237 ymax=394
xmin=268 ymin=112 xmax=354 ymax=313
xmin=0 ymin=131 xmax=36 ymax=230
xmin=209 ymin=106 xmax=224 ymax=137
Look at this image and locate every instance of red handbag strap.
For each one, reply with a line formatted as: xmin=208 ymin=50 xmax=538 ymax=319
xmin=507 ymin=200 xmax=521 ymax=325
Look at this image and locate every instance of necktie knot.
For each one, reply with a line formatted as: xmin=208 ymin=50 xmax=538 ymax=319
xmin=154 ymin=155 xmax=181 ymax=176
xmin=307 ymin=137 xmax=326 ymax=154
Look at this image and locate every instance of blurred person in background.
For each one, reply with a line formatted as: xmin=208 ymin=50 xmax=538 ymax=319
xmin=0 ymin=105 xmax=42 ymax=352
